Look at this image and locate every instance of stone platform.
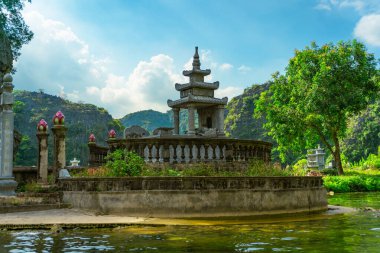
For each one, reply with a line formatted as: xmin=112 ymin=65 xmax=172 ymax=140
xmin=59 ymin=176 xmax=328 ymax=218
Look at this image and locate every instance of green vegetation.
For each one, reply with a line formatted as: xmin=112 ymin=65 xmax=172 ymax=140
xmin=323 ymin=170 xmax=380 ymax=193
xmin=0 ymin=0 xmax=33 ymax=64
xmin=225 ymin=83 xmax=271 ymax=140
xmin=120 ymin=109 xmax=190 ymax=134
xmin=14 ymin=90 xmax=124 ymax=166
xmin=73 ymin=150 xmax=297 ymax=178
xmin=120 ymin=109 xmax=172 ymax=133
xmin=341 ymin=100 xmax=380 ymax=163
xmin=105 ymin=150 xmax=145 ymax=177
xmin=255 ymin=40 xmax=379 ymax=174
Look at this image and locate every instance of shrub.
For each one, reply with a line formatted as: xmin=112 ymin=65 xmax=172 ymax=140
xmin=247 ymin=160 xmax=291 ymax=176
xmin=24 ymin=181 xmax=43 ymax=192
xmin=321 ymin=168 xmax=338 ymax=176
xmin=105 ymin=149 xmax=145 ymax=177
xmin=323 ymin=170 xmax=380 ymax=192
xmin=291 ymin=159 xmax=308 ymax=176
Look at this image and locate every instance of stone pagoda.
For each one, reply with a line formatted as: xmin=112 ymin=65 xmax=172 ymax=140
xmin=167 ymin=47 xmax=228 ymax=136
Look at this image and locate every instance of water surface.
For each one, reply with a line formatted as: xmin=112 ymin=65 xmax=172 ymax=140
xmin=1 ymin=192 xmax=379 ymax=253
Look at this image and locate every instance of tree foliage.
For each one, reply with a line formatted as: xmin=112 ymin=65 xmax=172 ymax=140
xmin=0 ymin=0 xmax=33 ymax=63
xmin=256 ymin=40 xmax=379 ymax=175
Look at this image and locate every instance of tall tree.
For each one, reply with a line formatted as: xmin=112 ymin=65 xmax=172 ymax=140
xmin=0 ymin=0 xmax=33 ymax=70
xmin=256 ymin=40 xmax=379 ymax=175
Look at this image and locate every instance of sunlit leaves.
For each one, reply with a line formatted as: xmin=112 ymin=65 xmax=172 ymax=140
xmin=256 ymin=40 xmax=379 ymax=173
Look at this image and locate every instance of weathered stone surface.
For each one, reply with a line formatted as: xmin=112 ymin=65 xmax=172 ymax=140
xmin=124 ymin=125 xmax=149 ymax=138
xmin=37 ymin=132 xmax=49 ymax=183
xmin=59 ymin=176 xmax=327 ymax=217
xmin=0 ymin=179 xmax=17 ymax=196
xmin=59 ymin=169 xmax=71 ymax=178
xmin=52 ymin=126 xmax=67 ymax=179
xmin=0 ymin=73 xmax=17 ymax=196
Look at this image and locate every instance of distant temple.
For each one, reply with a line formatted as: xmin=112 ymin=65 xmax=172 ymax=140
xmin=168 ymin=47 xmax=227 ymax=136
xmin=88 ymin=47 xmax=272 ymax=166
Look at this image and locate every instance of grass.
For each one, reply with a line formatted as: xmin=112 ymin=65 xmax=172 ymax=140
xmin=323 ymin=169 xmax=380 ymax=193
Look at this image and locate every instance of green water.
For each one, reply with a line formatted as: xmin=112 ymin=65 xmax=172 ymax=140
xmin=1 ymin=192 xmax=379 ymax=253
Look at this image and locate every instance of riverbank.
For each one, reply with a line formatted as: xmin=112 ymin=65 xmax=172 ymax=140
xmin=323 ymin=169 xmax=380 ymax=192
xmin=0 ymin=205 xmax=356 ymax=230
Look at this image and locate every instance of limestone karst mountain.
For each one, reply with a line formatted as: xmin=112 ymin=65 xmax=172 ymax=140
xmin=14 ymin=90 xmax=123 ymax=166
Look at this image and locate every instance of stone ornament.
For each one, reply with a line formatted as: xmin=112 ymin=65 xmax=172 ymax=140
xmin=53 ymin=111 xmax=65 ymax=125
xmin=89 ymin=133 xmax=96 ymax=143
xmin=108 ymin=129 xmax=116 ymax=139
xmin=124 ymin=125 xmax=149 ymax=138
xmin=37 ymin=119 xmax=48 ymax=132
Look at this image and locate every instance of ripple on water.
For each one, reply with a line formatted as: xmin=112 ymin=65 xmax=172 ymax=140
xmin=280 ymin=237 xmax=297 ymax=241
xmin=236 ymin=242 xmax=271 ymax=252
xmin=370 ymin=228 xmax=380 ymax=231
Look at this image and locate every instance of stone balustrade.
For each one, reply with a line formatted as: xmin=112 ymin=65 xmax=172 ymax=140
xmin=102 ymin=137 xmax=272 ymax=165
xmin=88 ymin=143 xmax=109 ymax=167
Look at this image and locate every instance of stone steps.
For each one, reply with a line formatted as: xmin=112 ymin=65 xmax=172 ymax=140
xmin=0 ymin=191 xmax=67 ymax=213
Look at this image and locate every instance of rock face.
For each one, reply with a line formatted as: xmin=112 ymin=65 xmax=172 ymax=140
xmin=124 ymin=125 xmax=150 ymax=138
xmin=120 ymin=109 xmax=172 ymax=133
xmin=225 ymin=82 xmax=272 ymax=141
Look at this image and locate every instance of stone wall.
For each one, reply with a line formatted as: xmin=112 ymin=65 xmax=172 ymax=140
xmin=59 ymin=176 xmax=327 ymax=217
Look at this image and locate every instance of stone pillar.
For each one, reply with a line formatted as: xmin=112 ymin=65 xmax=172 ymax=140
xmin=217 ymin=105 xmax=225 ymax=136
xmin=188 ymin=106 xmax=195 ymax=135
xmin=0 ymin=74 xmax=17 ymax=195
xmin=37 ymin=119 xmax=49 ymax=184
xmin=173 ymin=108 xmax=180 ymax=135
xmin=52 ymin=111 xmax=67 ymax=180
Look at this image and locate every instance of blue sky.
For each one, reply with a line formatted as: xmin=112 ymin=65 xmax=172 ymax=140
xmin=13 ymin=0 xmax=380 ymax=118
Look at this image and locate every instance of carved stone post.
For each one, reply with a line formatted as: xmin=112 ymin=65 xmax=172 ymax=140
xmin=0 ymin=74 xmax=17 ymax=195
xmin=36 ymin=119 xmax=49 ymax=184
xmin=217 ymin=105 xmax=225 ymax=136
xmin=52 ymin=111 xmax=67 ymax=180
xmin=173 ymin=108 xmax=180 ymax=135
xmin=188 ymin=106 xmax=195 ymax=135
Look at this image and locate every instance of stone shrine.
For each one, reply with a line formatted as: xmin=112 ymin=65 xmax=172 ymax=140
xmin=89 ymin=47 xmax=272 ymax=166
xmin=168 ymin=47 xmax=227 ymax=136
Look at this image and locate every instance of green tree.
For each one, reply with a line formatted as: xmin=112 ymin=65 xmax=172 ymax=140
xmin=0 ymin=0 xmax=33 ymax=64
xmin=256 ymin=40 xmax=379 ymax=175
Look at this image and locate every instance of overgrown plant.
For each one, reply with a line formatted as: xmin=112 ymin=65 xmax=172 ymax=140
xmin=105 ymin=149 xmax=145 ymax=177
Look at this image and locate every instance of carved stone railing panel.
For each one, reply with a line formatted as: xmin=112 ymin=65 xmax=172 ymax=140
xmin=94 ymin=137 xmax=272 ymax=166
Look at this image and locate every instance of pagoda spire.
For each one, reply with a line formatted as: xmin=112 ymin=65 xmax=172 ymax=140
xmin=192 ymin=46 xmax=201 ymax=70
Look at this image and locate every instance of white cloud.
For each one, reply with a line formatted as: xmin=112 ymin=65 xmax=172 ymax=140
xmin=340 ymin=0 xmax=365 ymax=11
xmin=238 ymin=65 xmax=252 ymax=73
xmin=15 ymin=10 xmax=109 ymax=100
xmin=315 ymin=2 xmax=332 ymax=11
xmin=86 ymin=54 xmax=186 ymax=117
xmin=219 ymin=63 xmax=233 ymax=71
xmin=354 ymin=14 xmax=380 ymax=47
xmin=15 ymin=10 xmax=246 ymax=118
xmin=315 ymin=0 xmax=380 ymax=13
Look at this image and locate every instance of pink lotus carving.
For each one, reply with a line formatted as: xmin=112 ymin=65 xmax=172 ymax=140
xmin=108 ymin=129 xmax=116 ymax=139
xmin=89 ymin=133 xmax=96 ymax=143
xmin=37 ymin=119 xmax=48 ymax=132
xmin=53 ymin=111 xmax=65 ymax=125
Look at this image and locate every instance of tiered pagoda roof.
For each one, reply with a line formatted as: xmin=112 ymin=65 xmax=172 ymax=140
xmin=167 ymin=47 xmax=228 ymax=109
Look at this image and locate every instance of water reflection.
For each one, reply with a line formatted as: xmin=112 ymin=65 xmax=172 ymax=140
xmin=1 ymin=193 xmax=379 ymax=253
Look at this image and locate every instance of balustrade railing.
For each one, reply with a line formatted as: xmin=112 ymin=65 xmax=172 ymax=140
xmin=87 ymin=137 xmax=271 ymax=165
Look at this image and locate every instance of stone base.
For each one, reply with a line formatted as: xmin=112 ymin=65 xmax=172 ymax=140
xmin=0 ymin=178 xmax=18 ymax=196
